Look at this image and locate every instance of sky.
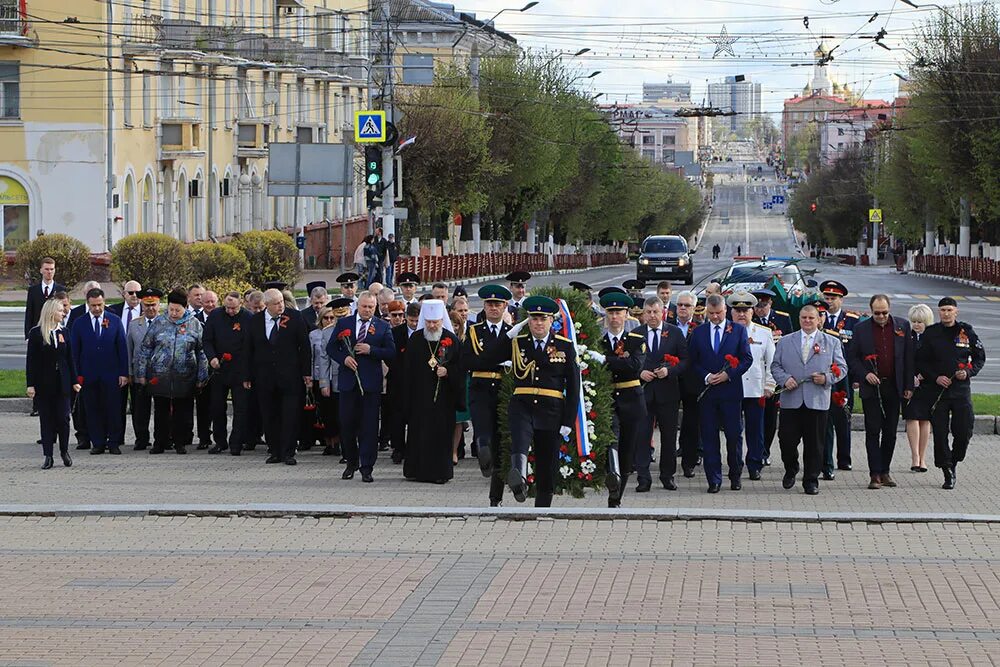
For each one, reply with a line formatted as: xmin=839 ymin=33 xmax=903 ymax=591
xmin=450 ymin=0 xmax=963 ymax=114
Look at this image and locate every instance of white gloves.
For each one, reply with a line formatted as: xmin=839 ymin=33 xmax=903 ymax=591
xmin=559 ymin=425 xmax=572 ymax=439
xmin=500 ymin=360 xmax=512 ymax=369
xmin=506 ymin=318 xmax=529 ymax=339
xmin=585 ymin=349 xmax=606 ymax=364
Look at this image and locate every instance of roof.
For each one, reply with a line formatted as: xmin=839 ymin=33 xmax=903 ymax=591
xmin=783 ymin=93 xmax=851 ymax=107
xmin=390 ymin=0 xmax=517 ymax=44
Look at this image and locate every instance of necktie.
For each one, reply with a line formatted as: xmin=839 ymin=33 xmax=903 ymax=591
xmin=43 ymin=285 xmax=49 ymax=298
xmin=611 ymin=335 xmax=619 ymax=350
xmin=490 ymin=325 xmax=498 ymax=338
xmin=651 ymin=329 xmax=659 ymax=355
xmin=268 ymin=317 xmax=278 ymax=342
xmin=535 ymin=339 xmax=544 ymax=352
xmin=358 ymin=320 xmax=369 ymax=343
xmin=94 ymin=317 xmax=101 ymax=338
xmin=801 ymin=333 xmax=810 ymax=363
xmin=713 ymin=325 xmax=720 ymax=353
xmin=125 ymin=308 xmax=133 ymax=330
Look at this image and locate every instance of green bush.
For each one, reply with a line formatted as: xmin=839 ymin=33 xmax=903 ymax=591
xmin=14 ymin=234 xmax=92 ymax=290
xmin=110 ymin=233 xmax=190 ymax=292
xmin=228 ymin=230 xmax=299 ymax=289
xmin=202 ymin=277 xmax=256 ymax=300
xmin=186 ymin=241 xmax=250 ymax=283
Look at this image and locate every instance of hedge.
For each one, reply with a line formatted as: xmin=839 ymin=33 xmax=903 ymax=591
xmin=228 ymin=230 xmax=299 ymax=289
xmin=110 ymin=233 xmax=190 ymax=292
xmin=14 ymin=234 xmax=92 ymax=290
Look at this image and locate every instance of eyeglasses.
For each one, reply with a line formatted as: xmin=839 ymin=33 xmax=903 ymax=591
xmin=677 ymin=303 xmax=694 ymax=308
xmin=389 ymin=312 xmax=404 ymax=317
xmin=321 ymin=316 xmax=336 ymax=321
xmin=126 ymin=291 xmax=138 ymax=296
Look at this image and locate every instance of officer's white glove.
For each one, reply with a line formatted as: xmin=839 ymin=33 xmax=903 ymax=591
xmin=559 ymin=425 xmax=572 ymax=440
xmin=500 ymin=360 xmax=512 ymax=369
xmin=586 ymin=349 xmax=606 ymax=364
xmin=506 ymin=318 xmax=529 ymax=339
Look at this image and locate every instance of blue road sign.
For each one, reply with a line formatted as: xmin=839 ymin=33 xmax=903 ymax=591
xmin=354 ymin=110 xmax=386 ymax=143
xmin=296 ymin=234 xmax=305 ymax=250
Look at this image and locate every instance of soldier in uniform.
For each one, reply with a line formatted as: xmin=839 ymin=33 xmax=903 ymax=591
xmin=397 ymin=272 xmax=421 ymax=305
xmin=464 ymin=284 xmax=513 ymax=506
xmin=598 ymin=292 xmax=647 ymax=507
xmin=336 ymin=272 xmax=360 ymax=315
xmin=915 ymin=297 xmax=986 ymax=489
xmin=485 ymin=296 xmax=581 ymax=507
xmin=820 ymin=280 xmax=859 ymax=479
xmin=729 ymin=291 xmax=776 ymax=480
xmin=569 ymin=281 xmax=603 ymax=317
xmin=752 ymin=287 xmax=792 ymax=465
xmin=506 ymin=271 xmax=531 ymax=315
xmin=599 ymin=287 xmax=640 ymax=333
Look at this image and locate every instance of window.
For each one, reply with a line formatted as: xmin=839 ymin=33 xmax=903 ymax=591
xmin=237 ymin=70 xmax=249 ymax=118
xmin=142 ymin=73 xmax=153 ymax=126
xmin=641 ymin=149 xmax=655 ymax=160
xmin=641 ymin=237 xmax=687 ymax=254
xmin=296 ymin=126 xmax=313 ymax=143
xmin=285 ymin=83 xmax=292 ymax=128
xmin=662 ymin=149 xmax=675 ymax=163
xmin=123 ymin=63 xmax=132 ymax=126
xmin=641 ymin=135 xmax=655 ymax=145
xmin=316 ymin=13 xmax=332 ymax=49
xmin=663 ymin=134 xmax=676 ymax=145
xmin=0 ymin=62 xmax=19 ymax=119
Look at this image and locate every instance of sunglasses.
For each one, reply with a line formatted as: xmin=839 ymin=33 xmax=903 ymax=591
xmin=389 ymin=312 xmax=404 ymax=317
xmin=126 ymin=291 xmax=139 ymax=296
xmin=322 ymin=316 xmax=337 ymax=321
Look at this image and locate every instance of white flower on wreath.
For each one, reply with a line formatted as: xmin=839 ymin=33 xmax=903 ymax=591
xmin=560 ymin=465 xmax=574 ymax=479
xmin=581 ymin=459 xmax=597 ymax=474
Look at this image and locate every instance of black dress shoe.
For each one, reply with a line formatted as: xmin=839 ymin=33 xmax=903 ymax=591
xmin=196 ymin=442 xmax=209 ymax=450
xmin=342 ymin=466 xmax=357 ymax=480
xmin=837 ymin=464 xmax=852 ymax=471
xmin=323 ymin=446 xmax=336 ymax=456
xmin=42 ymin=456 xmax=54 ymax=470
xmin=661 ymin=477 xmax=677 ymax=491
xmin=489 ymin=500 xmax=501 ymax=507
xmin=682 ymin=467 xmax=695 ymax=479
xmin=175 ymin=446 xmax=187 ymax=455
xmin=30 ymin=410 xmax=39 ymax=417
xmin=90 ymin=447 xmax=105 ymax=455
xmin=75 ymin=443 xmax=91 ymax=450
xmin=608 ymin=498 xmax=620 ymax=508
xmin=265 ymin=455 xmax=283 ymax=464
xmin=507 ymin=469 xmax=527 ymax=503
xmin=230 ymin=450 xmax=241 ymax=456
xmin=208 ymin=446 xmax=226 ymax=454
xmin=284 ymin=457 xmax=297 ymax=466
xmin=749 ymin=470 xmax=762 ymax=481
xmin=730 ymin=479 xmax=742 ymax=491
xmin=109 ymin=447 xmax=122 ymax=455
xmin=763 ymin=457 xmax=771 ymax=467
xmin=822 ymin=471 xmax=835 ymax=481
xmin=36 ymin=439 xmax=42 ymax=445
xmin=361 ymin=472 xmax=374 ymax=483
xmin=377 ymin=443 xmax=389 ymax=452
xmin=707 ymin=483 xmax=721 ymax=494
xmin=804 ymin=484 xmax=819 ymax=495
xmin=61 ymin=452 xmax=72 ymax=467
xmin=477 ymin=446 xmax=493 ymax=478
xmin=391 ymin=451 xmax=404 ymax=465
xmin=782 ymin=472 xmax=797 ymax=489
xmin=635 ymin=480 xmax=651 ymax=493
xmin=133 ymin=444 xmax=148 ymax=451
xmin=149 ymin=446 xmax=164 ymax=454
xmin=299 ymin=443 xmax=313 ymax=451
xmin=605 ymin=472 xmax=621 ymax=494
xmin=942 ymin=466 xmax=955 ymax=490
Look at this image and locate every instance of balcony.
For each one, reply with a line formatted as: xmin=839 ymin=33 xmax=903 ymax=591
xmin=159 ymin=119 xmax=204 ymax=160
xmin=0 ymin=0 xmax=33 ymax=46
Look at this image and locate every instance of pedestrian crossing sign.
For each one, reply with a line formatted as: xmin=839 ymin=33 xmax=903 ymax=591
xmin=354 ymin=110 xmax=386 ymax=144
xmin=869 ymin=208 xmax=883 ymax=223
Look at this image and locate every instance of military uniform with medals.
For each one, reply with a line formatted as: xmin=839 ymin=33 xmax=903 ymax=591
xmin=820 ymin=280 xmax=859 ymax=477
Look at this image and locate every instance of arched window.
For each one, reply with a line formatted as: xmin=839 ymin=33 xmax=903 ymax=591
xmin=122 ymin=174 xmax=135 ymax=236
xmin=141 ymin=173 xmax=154 ymax=232
xmin=177 ymin=172 xmax=189 ymax=242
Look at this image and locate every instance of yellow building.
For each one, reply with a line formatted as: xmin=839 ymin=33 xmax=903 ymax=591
xmin=0 ymin=0 xmax=368 ymax=252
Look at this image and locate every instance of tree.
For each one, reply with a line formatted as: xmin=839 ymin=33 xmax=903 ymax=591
xmin=228 ymin=231 xmax=299 ymax=288
xmin=744 ymin=115 xmax=780 ymax=156
xmin=789 ymin=147 xmax=871 ymax=247
xmin=15 ymin=234 xmax=92 ymax=290
xmin=110 ymin=233 xmax=189 ymax=291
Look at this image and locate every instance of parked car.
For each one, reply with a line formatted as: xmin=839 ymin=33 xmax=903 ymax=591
xmin=636 ymin=235 xmax=694 ymax=284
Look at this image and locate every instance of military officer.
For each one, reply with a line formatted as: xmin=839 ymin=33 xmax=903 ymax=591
xmin=506 ymin=271 xmax=531 ymax=315
xmin=598 ymin=292 xmax=648 ymax=507
xmin=336 ymin=272 xmax=360 ymax=314
xmin=464 ymin=284 xmax=514 ymax=506
xmin=397 ymin=272 xmax=421 ymax=305
xmin=729 ymin=291 xmax=776 ymax=480
xmin=485 ymin=296 xmax=581 ymax=508
xmin=915 ymin=297 xmax=986 ymax=489
xmin=820 ymin=280 xmax=859 ymax=479
xmin=752 ymin=287 xmax=792 ymax=465
xmin=599 ymin=287 xmax=640 ymax=333
xmin=570 ymin=281 xmax=603 ymax=317
xmin=622 ymin=279 xmax=646 ymax=320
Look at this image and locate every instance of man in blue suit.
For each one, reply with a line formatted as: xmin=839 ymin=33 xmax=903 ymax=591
xmin=688 ymin=293 xmax=753 ymax=492
xmin=70 ymin=287 xmax=129 ymax=455
xmin=328 ymin=291 xmax=396 ymax=483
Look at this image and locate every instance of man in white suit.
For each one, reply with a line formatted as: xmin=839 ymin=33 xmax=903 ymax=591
xmin=771 ymin=304 xmax=848 ymax=495
xmin=728 ymin=291 xmax=775 ymax=481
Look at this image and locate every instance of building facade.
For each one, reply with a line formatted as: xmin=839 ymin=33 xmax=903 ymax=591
xmin=642 ymin=81 xmax=691 ymax=104
xmin=706 ymin=75 xmax=760 ymax=137
xmin=601 ymin=104 xmax=706 ymax=172
xmin=0 ymin=0 xmax=369 ymax=253
xmin=818 ymin=101 xmax=893 ymax=165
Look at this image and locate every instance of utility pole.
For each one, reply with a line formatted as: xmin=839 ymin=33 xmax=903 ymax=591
xmin=470 ymin=40 xmax=481 ymax=254
xmin=105 ymin=0 xmax=115 ymax=251
xmin=379 ymin=0 xmax=396 ymax=239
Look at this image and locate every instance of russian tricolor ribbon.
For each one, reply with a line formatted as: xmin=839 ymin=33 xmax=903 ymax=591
xmin=555 ymin=298 xmax=590 ymax=458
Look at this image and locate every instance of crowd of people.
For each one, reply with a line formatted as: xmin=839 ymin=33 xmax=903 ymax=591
xmin=23 ymin=255 xmax=987 ymax=505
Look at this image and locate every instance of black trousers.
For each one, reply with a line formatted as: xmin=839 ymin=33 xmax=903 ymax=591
xmin=861 ymin=384 xmax=900 ymax=475
xmin=679 ymin=391 xmax=701 ymax=469
xmin=608 ymin=388 xmax=646 ymax=502
xmin=931 ymin=392 xmax=974 ymax=469
xmin=210 ymin=377 xmax=248 ymax=452
xmin=37 ymin=390 xmax=71 ymax=457
xmin=153 ymin=395 xmax=194 ymax=449
xmin=195 ymin=380 xmax=212 ymax=444
xmin=257 ymin=379 xmax=305 ymax=461
xmin=130 ymin=383 xmax=153 ymax=448
xmin=779 ymin=406 xmax=828 ymax=488
xmin=824 ymin=380 xmax=853 ymax=472
xmin=72 ymin=392 xmax=89 ymax=446
xmin=469 ymin=384 xmax=504 ymax=504
xmin=508 ymin=400 xmax=560 ymax=507
xmin=763 ymin=394 xmax=780 ymax=458
xmin=635 ymin=394 xmax=677 ymax=485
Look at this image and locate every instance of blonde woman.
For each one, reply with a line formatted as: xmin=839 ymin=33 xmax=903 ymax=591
xmin=314 ymin=300 xmax=351 ymax=457
xmin=903 ymin=303 xmax=935 ymax=472
xmin=26 ymin=298 xmax=80 ymax=469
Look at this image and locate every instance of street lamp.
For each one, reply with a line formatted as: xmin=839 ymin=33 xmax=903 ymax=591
xmin=899 ymin=0 xmax=974 ymax=30
xmin=453 ymin=2 xmax=539 ymax=48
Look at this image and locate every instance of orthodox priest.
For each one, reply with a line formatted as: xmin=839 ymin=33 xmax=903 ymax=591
xmin=402 ymin=299 xmax=466 ymax=483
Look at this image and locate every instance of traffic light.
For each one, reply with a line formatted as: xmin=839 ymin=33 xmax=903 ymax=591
xmin=364 ymin=146 xmax=382 ymax=188
xmin=810 ymin=202 xmax=817 ymax=213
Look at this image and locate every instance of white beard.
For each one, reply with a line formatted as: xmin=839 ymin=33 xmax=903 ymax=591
xmin=424 ymin=329 xmax=443 ymax=342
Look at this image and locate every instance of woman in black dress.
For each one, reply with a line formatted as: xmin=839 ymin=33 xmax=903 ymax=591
xmin=903 ymin=304 xmax=935 ymax=472
xmin=26 ymin=298 xmax=80 ymax=469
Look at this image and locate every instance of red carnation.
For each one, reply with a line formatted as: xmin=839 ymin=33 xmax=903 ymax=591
xmin=303 ymin=404 xmax=316 ymax=411
xmin=570 ymin=312 xmax=576 ymax=319
xmin=588 ymin=410 xmax=597 ymax=420
xmin=758 ymin=397 xmax=766 ymax=407
xmin=76 ymin=376 xmax=84 ymax=385
xmin=313 ymin=422 xmax=325 ymax=430
xmin=581 ymin=368 xmax=590 ymax=377
xmin=559 ymin=445 xmax=568 ymax=454
xmin=724 ymin=354 xmax=739 ymax=368
xmin=579 ymin=333 xmax=588 ymax=340
xmin=337 ymin=329 xmax=351 ymax=340
xmin=585 ymin=473 xmax=593 ymax=481
xmin=663 ymin=354 xmax=680 ymax=366
xmin=958 ymin=362 xmax=969 ymax=370
xmin=526 ymin=474 xmax=535 ymax=484
xmin=864 ymin=354 xmax=878 ymax=362
xmin=149 ymin=377 xmax=159 ymax=386
xmin=832 ymin=390 xmax=847 ymax=407
xmin=577 ymin=472 xmax=584 ymax=479
xmin=527 ymin=454 xmax=535 ymax=463
xmin=589 ymin=453 xmax=597 ymax=461
xmin=440 ymin=337 xmax=453 ymax=348
xmin=830 ymin=363 xmax=841 ymax=377
xmin=222 ymin=353 xmax=233 ymax=362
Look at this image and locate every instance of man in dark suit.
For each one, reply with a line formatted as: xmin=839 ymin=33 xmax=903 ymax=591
xmin=24 ymin=256 xmax=64 ymax=339
xmin=688 ymin=294 xmax=753 ymax=493
xmin=598 ymin=292 xmax=648 ymax=507
xmin=185 ymin=283 xmax=214 ymax=449
xmin=108 ymin=280 xmax=142 ymax=441
xmin=70 ymin=288 xmax=129 ymax=455
xmin=328 ymin=292 xmax=397 ymax=482
xmin=631 ymin=295 xmax=690 ymax=492
xmin=63 ymin=282 xmax=98 ymax=449
xmin=655 ymin=281 xmax=679 ymax=324
xmin=242 ymin=288 xmax=312 ymax=465
xmin=204 ymin=291 xmax=254 ymax=455
xmin=821 ymin=279 xmax=860 ymax=478
xmin=301 ymin=281 xmax=329 ymax=331
xmin=125 ymin=287 xmax=161 ymax=450
xmin=673 ymin=290 xmax=702 ymax=478
xmin=849 ymin=294 xmax=914 ymax=489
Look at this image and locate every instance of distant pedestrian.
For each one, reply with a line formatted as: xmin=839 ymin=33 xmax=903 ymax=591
xmin=26 ymin=298 xmax=79 ymax=469
xmin=385 ymin=233 xmax=400 ymax=288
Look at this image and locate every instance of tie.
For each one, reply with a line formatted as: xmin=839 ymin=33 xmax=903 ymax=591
xmin=125 ymin=308 xmax=133 ymax=330
xmin=358 ymin=320 xmax=369 ymax=343
xmin=713 ymin=325 xmax=721 ymax=353
xmin=611 ymin=335 xmax=619 ymax=350
xmin=268 ymin=317 xmax=278 ymax=342
xmin=43 ymin=285 xmax=49 ymax=299
xmin=801 ymin=334 xmax=810 ymax=363
xmin=94 ymin=317 xmax=101 ymax=338
xmin=490 ymin=325 xmax=498 ymax=338
xmin=650 ymin=329 xmax=659 ymax=355
xmin=535 ymin=339 xmax=544 ymax=352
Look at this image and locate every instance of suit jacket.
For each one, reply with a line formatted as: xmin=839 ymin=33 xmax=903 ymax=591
xmin=110 ymin=302 xmax=143 ymax=336
xmin=742 ymin=321 xmax=777 ymax=398
xmin=631 ymin=323 xmax=689 ymax=402
xmin=24 ymin=281 xmax=65 ymax=337
xmin=327 ymin=314 xmax=396 ymax=393
xmin=848 ymin=316 xmax=914 ymax=398
xmin=753 ymin=310 xmax=793 ymax=336
xmin=202 ymin=307 xmax=253 ymax=383
xmin=301 ymin=306 xmax=320 ymax=331
xmin=126 ymin=316 xmax=157 ymax=377
xmin=771 ymin=330 xmax=848 ymax=411
xmin=67 ymin=303 xmax=88 ymax=329
xmin=70 ymin=310 xmax=129 ymax=383
xmin=243 ymin=309 xmax=311 ymax=388
xmin=673 ymin=319 xmax=702 ymax=396
xmin=26 ymin=326 xmax=77 ymax=396
xmin=687 ymin=320 xmax=753 ymax=401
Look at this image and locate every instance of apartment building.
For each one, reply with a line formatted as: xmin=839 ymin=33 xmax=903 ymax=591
xmin=0 ymin=0 xmax=368 ymax=252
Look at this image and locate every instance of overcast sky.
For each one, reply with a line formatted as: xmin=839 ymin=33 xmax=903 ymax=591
xmin=452 ymin=0 xmax=959 ymax=114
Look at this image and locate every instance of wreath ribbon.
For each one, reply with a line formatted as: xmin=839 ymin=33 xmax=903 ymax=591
xmin=555 ymin=298 xmax=590 ymax=458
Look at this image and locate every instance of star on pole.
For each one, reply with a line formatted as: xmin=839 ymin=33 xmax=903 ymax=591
xmin=709 ymin=25 xmax=740 ymax=58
